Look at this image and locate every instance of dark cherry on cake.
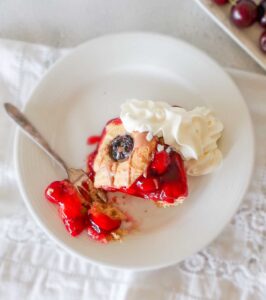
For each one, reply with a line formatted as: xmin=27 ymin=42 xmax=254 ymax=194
xmin=87 ymin=118 xmax=188 ymax=206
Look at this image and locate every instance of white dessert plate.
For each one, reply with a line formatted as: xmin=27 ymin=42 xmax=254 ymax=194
xmin=15 ymin=32 xmax=254 ymax=271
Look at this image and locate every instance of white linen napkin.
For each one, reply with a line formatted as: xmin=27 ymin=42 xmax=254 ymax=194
xmin=0 ymin=39 xmax=265 ymax=300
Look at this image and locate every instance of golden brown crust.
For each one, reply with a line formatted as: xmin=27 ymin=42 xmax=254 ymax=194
xmin=93 ymin=120 xmax=157 ymax=189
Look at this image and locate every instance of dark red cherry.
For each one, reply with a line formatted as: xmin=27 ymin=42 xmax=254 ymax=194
xmin=45 ymin=180 xmax=76 ymax=204
xmin=45 ymin=180 xmax=88 ymax=236
xmin=90 ymin=213 xmax=121 ymax=232
xmin=57 ymin=196 xmax=87 ymax=236
xmin=136 ymin=177 xmax=159 ymax=193
xmin=58 ymin=197 xmax=83 ymax=219
xmin=109 ymin=135 xmax=134 ymax=161
xmin=63 ymin=216 xmax=86 ymax=236
xmin=231 ymin=0 xmax=258 ymax=28
xmin=150 ymin=150 xmax=170 ymax=175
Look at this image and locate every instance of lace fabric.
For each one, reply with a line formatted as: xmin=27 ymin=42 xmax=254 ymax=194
xmin=0 ymin=40 xmax=265 ymax=300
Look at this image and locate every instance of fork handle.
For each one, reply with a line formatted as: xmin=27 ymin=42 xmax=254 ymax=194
xmin=4 ymin=102 xmax=69 ymax=173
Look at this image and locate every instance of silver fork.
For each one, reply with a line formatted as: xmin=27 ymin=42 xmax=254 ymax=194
xmin=4 ymin=102 xmax=106 ymax=203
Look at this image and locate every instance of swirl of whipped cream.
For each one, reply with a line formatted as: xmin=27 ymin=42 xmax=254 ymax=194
xmin=120 ymin=99 xmax=224 ymax=176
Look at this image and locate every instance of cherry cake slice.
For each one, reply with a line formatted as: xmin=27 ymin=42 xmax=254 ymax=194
xmin=87 ymin=118 xmax=188 ymax=206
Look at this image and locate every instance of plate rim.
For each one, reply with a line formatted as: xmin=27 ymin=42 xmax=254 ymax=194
xmin=14 ymin=32 xmax=255 ymax=271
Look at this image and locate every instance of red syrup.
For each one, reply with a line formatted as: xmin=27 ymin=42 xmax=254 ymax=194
xmin=87 ymin=135 xmax=101 ymax=145
xmin=125 ymin=151 xmax=187 ymax=203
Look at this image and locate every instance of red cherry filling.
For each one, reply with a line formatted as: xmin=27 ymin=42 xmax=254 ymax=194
xmin=45 ymin=181 xmax=88 ymax=236
xmin=87 ymin=135 xmax=101 ymax=145
xmin=63 ymin=216 xmax=87 ymax=237
xmin=45 ymin=180 xmax=76 ymax=204
xmin=87 ymin=201 xmax=125 ymax=242
xmin=90 ymin=213 xmax=121 ymax=232
xmin=87 ymin=225 xmax=109 ymax=242
xmin=87 ymin=150 xmax=97 ymax=180
xmin=150 ymin=150 xmax=170 ymax=175
xmin=136 ymin=177 xmax=159 ymax=193
xmin=58 ymin=197 xmax=83 ymax=219
xmin=125 ymin=150 xmax=188 ymax=203
xmin=88 ymin=201 xmax=124 ymax=234
xmin=45 ymin=179 xmax=123 ymax=239
xmin=87 ymin=118 xmax=188 ymax=204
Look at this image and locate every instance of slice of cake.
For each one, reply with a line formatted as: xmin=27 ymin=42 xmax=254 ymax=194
xmin=88 ymin=118 xmax=188 ymax=206
xmin=44 ymin=99 xmax=223 ymax=243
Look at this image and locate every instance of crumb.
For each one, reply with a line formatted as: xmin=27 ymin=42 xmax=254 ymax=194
xmin=111 ymin=231 xmax=122 ymax=241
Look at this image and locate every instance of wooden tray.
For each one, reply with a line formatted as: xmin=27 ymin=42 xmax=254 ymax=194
xmin=194 ymin=0 xmax=266 ymax=71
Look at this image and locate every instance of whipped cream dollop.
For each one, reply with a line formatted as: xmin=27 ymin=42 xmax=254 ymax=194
xmin=120 ymin=99 xmax=224 ymax=176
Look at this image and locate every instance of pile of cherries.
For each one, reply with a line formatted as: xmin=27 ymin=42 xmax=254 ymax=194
xmin=212 ymin=0 xmax=266 ymax=53
xmin=45 ymin=180 xmax=122 ymax=242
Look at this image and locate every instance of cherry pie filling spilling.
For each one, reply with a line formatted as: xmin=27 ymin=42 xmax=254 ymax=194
xmin=44 ymin=99 xmax=224 ymax=243
xmin=45 ymin=117 xmax=188 ymax=242
xmin=45 ymin=179 xmax=129 ymax=242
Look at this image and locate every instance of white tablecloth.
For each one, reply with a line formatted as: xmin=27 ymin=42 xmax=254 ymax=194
xmin=0 ymin=39 xmax=265 ymax=300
